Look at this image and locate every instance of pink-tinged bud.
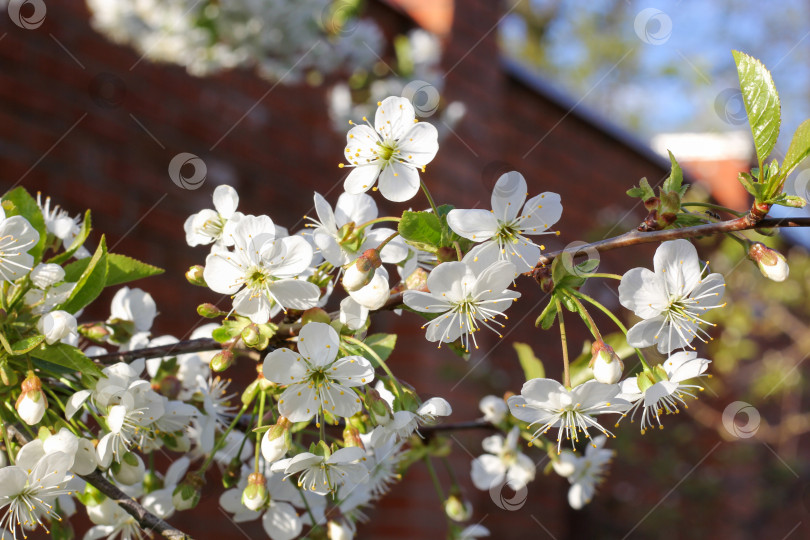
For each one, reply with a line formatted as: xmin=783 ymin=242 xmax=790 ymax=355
xmin=343 ymin=250 xmax=382 ymax=292
xmin=261 ymin=417 xmax=292 ymax=463
xmin=242 ymin=472 xmax=268 ymax=511
xmin=590 ymin=341 xmax=623 ymax=384
xmin=749 ymin=242 xmax=789 ymax=282
xmin=210 ymin=350 xmax=234 ymax=372
xmin=342 ymin=426 xmax=365 ymax=449
xmin=301 ymin=307 xmax=331 ymax=325
xmin=16 ymin=372 xmax=48 ymax=425
xmin=79 ymin=323 xmax=109 ymax=342
xmin=185 ymin=265 xmax=207 ymax=286
xmin=157 ymin=376 xmax=182 ymax=400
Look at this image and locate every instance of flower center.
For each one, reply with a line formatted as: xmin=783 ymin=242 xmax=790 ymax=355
xmin=377 ymin=141 xmax=399 ymax=167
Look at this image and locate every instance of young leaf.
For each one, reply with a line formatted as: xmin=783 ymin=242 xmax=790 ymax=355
xmin=398 ymin=211 xmax=442 ymax=248
xmin=362 ymin=333 xmax=397 ymax=363
xmin=64 ymin=252 xmax=163 ymax=287
xmin=10 ymin=335 xmax=46 ymax=355
xmin=535 ymin=300 xmax=557 ymax=329
xmin=30 ymin=342 xmax=103 ymax=379
xmin=732 ymin=50 xmax=781 ymax=165
xmin=60 ymin=236 xmax=108 ymax=314
xmin=662 ymin=151 xmax=684 ymax=195
xmin=513 ymin=342 xmax=545 ymax=380
xmin=626 ymin=177 xmax=655 ymax=200
xmin=2 ymin=187 xmax=47 ymax=262
xmin=47 ymin=210 xmax=91 ymax=265
xmin=781 ymin=118 xmax=810 ymax=179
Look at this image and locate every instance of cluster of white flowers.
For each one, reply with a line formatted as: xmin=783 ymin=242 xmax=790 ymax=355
xmin=85 ymin=0 xmax=383 ymax=83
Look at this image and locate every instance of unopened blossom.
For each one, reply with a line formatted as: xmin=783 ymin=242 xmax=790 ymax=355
xmin=508 ymin=378 xmax=628 ymax=453
xmin=617 ymin=351 xmax=711 ymax=433
xmin=619 ymin=239 xmax=725 ymax=354
xmin=590 ymin=341 xmax=623 ymax=385
xmin=271 ymin=446 xmax=368 ymax=495
xmin=0 ymin=207 xmax=39 ymax=283
xmin=553 ymin=435 xmax=614 ymax=509
xmin=479 ymin=395 xmax=508 ymax=424
xmin=184 ymin=184 xmax=244 ymax=248
xmin=29 ymin=263 xmax=64 ymax=289
xmin=369 ymin=397 xmax=452 ymax=447
xmin=261 ymin=417 xmax=292 ymax=464
xmin=16 ymin=372 xmax=48 ymax=425
xmin=37 ymin=309 xmax=77 ymax=344
xmin=403 ymin=259 xmax=520 ymax=351
xmin=109 ymin=286 xmax=157 ymax=333
xmin=749 ymin=242 xmax=789 ymax=282
xmin=447 ymin=171 xmax=562 ymax=273
xmin=263 ymin=322 xmax=375 ymax=422
xmin=348 ymin=266 xmax=390 ymax=310
xmin=342 ymin=96 xmax=439 ymax=202
xmin=308 ymin=191 xmax=407 ymax=267
xmin=0 ymin=441 xmax=72 ymax=539
xmin=204 ymin=215 xmax=320 ymax=323
xmin=470 ymin=427 xmax=535 ymax=491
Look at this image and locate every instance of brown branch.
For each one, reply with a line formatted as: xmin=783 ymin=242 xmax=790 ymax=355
xmin=533 ymin=216 xmax=810 ymax=269
xmin=80 ymin=470 xmax=192 ymax=540
xmin=88 ymin=338 xmax=223 ymax=364
xmin=420 ymin=419 xmax=497 ymax=433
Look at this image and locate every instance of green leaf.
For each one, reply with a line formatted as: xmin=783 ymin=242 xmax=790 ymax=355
xmin=30 ymin=342 xmax=103 ymax=379
xmin=782 ymin=119 xmax=810 ymax=178
xmin=733 ymin=50 xmax=781 ymax=164
xmin=662 ymin=151 xmax=684 ymax=194
xmin=398 ymin=211 xmax=442 ymax=248
xmin=627 ymin=177 xmax=655 ymax=200
xmin=10 ymin=335 xmax=45 ymax=355
xmin=737 ymin=171 xmax=762 ymax=199
xmin=513 ymin=342 xmax=545 ymax=380
xmin=362 ymin=333 xmax=397 ymax=363
xmin=60 ymin=236 xmax=107 ymax=314
xmin=535 ymin=300 xmax=558 ymax=329
xmin=2 ymin=187 xmax=47 ymax=262
xmin=48 ymin=210 xmax=91 ymax=264
xmin=64 ymin=252 xmax=163 ymax=288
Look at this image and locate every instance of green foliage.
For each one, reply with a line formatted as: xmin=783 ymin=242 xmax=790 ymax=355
xmin=2 ymin=187 xmax=47 ymax=262
xmin=60 ymin=236 xmax=108 ymax=314
xmin=398 ymin=210 xmax=442 ymax=250
xmin=362 ymin=333 xmax=397 ymax=363
xmin=513 ymin=342 xmax=545 ymax=380
xmin=733 ymin=50 xmax=781 ymax=167
xmin=64 ymin=252 xmax=164 ymax=288
xmin=48 ymin=210 xmax=92 ymax=264
xmin=30 ymin=342 xmax=103 ymax=379
xmin=781 ymin=119 xmax=810 ymax=179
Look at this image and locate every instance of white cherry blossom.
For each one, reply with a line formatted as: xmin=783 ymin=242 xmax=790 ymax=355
xmin=271 ymin=446 xmax=368 ymax=495
xmin=0 ymin=208 xmax=39 ymax=283
xmin=470 ymin=427 xmax=535 ymax=491
xmin=553 ymin=435 xmax=614 ymax=509
xmin=184 ymin=184 xmax=244 ymax=248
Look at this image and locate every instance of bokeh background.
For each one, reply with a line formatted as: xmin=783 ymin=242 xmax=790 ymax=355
xmin=1 ymin=0 xmax=809 ymax=538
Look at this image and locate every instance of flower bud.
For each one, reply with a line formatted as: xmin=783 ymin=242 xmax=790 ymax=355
xmin=261 ymin=417 xmax=292 ymax=463
xmin=444 ymin=494 xmax=473 ymax=522
xmin=479 ymin=395 xmax=508 ymax=424
xmin=342 ymin=425 xmax=364 ymax=449
xmin=78 ymin=322 xmax=109 ymax=342
xmin=343 ymin=250 xmax=381 ymax=292
xmin=365 ymin=388 xmax=393 ymax=426
xmin=241 ymin=324 xmax=262 ymax=347
xmin=210 ymin=350 xmax=234 ymax=372
xmin=185 ymin=265 xmax=207 ymax=286
xmin=242 ymin=472 xmax=269 ymax=511
xmin=749 ymin=242 xmax=789 ymax=282
xmin=590 ymin=341 xmax=623 ymax=384
xmin=111 ymin=452 xmax=145 ymax=485
xmin=222 ymin=456 xmax=243 ymax=489
xmin=172 ymin=472 xmax=204 ymax=511
xmin=16 ymin=372 xmax=48 ymax=425
xmin=157 ymin=375 xmax=182 ymax=400
xmin=302 ymin=307 xmax=331 ymax=325
xmin=142 ymin=470 xmax=163 ymax=494
xmin=197 ymin=303 xmax=224 ymax=318
xmin=328 ymin=520 xmax=353 ymax=540
xmin=37 ymin=310 xmax=78 ymax=345
xmin=30 ymin=263 xmax=65 ymax=289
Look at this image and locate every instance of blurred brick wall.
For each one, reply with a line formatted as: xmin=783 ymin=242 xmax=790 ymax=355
xmin=0 ymin=1 xmax=670 ymax=538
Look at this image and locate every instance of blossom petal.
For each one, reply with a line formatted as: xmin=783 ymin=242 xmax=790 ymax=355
xmin=262 ymin=501 xmax=303 ymax=540
xmin=298 ymin=322 xmax=339 ymax=367
xmin=279 ymin=384 xmax=318 ymax=422
xmin=204 ymin=252 xmax=246 ymax=295
xmin=471 ymin=454 xmax=506 ymax=490
xmin=334 ymin=192 xmax=378 ymax=228
xmin=321 ymin=383 xmax=363 ymax=417
xmin=446 ymin=209 xmax=499 ymax=242
xmin=65 ymin=389 xmax=91 ymax=420
xmin=375 ymin=96 xmax=415 ymax=139
xmin=653 ymin=239 xmax=702 ymax=296
xmin=491 ymin=171 xmax=527 ymax=223
xmin=425 ymin=261 xmax=474 ymax=299
xmin=618 ymin=267 xmax=668 ymax=318
xmin=212 ymin=185 xmax=239 ymax=218
xmin=265 ymin=236 xmax=314 ymax=278
xmin=626 ymin=317 xmax=665 ymax=349
xmin=344 ymin=164 xmax=381 ymax=194
xmin=519 ymin=192 xmax=563 ymax=232
xmin=0 ymin=466 xmax=26 ymax=498
xmin=267 ymin=279 xmax=321 ymax=312
xmin=398 ymin=122 xmax=439 ymax=166
xmin=377 ymin=161 xmax=420 ymax=202
xmin=263 ymin=348 xmax=308 ymax=384
xmin=330 ymin=356 xmax=375 ymax=387
xmin=472 ymin=260 xmax=518 ymax=298
xmin=402 ymin=290 xmax=451 ymax=313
